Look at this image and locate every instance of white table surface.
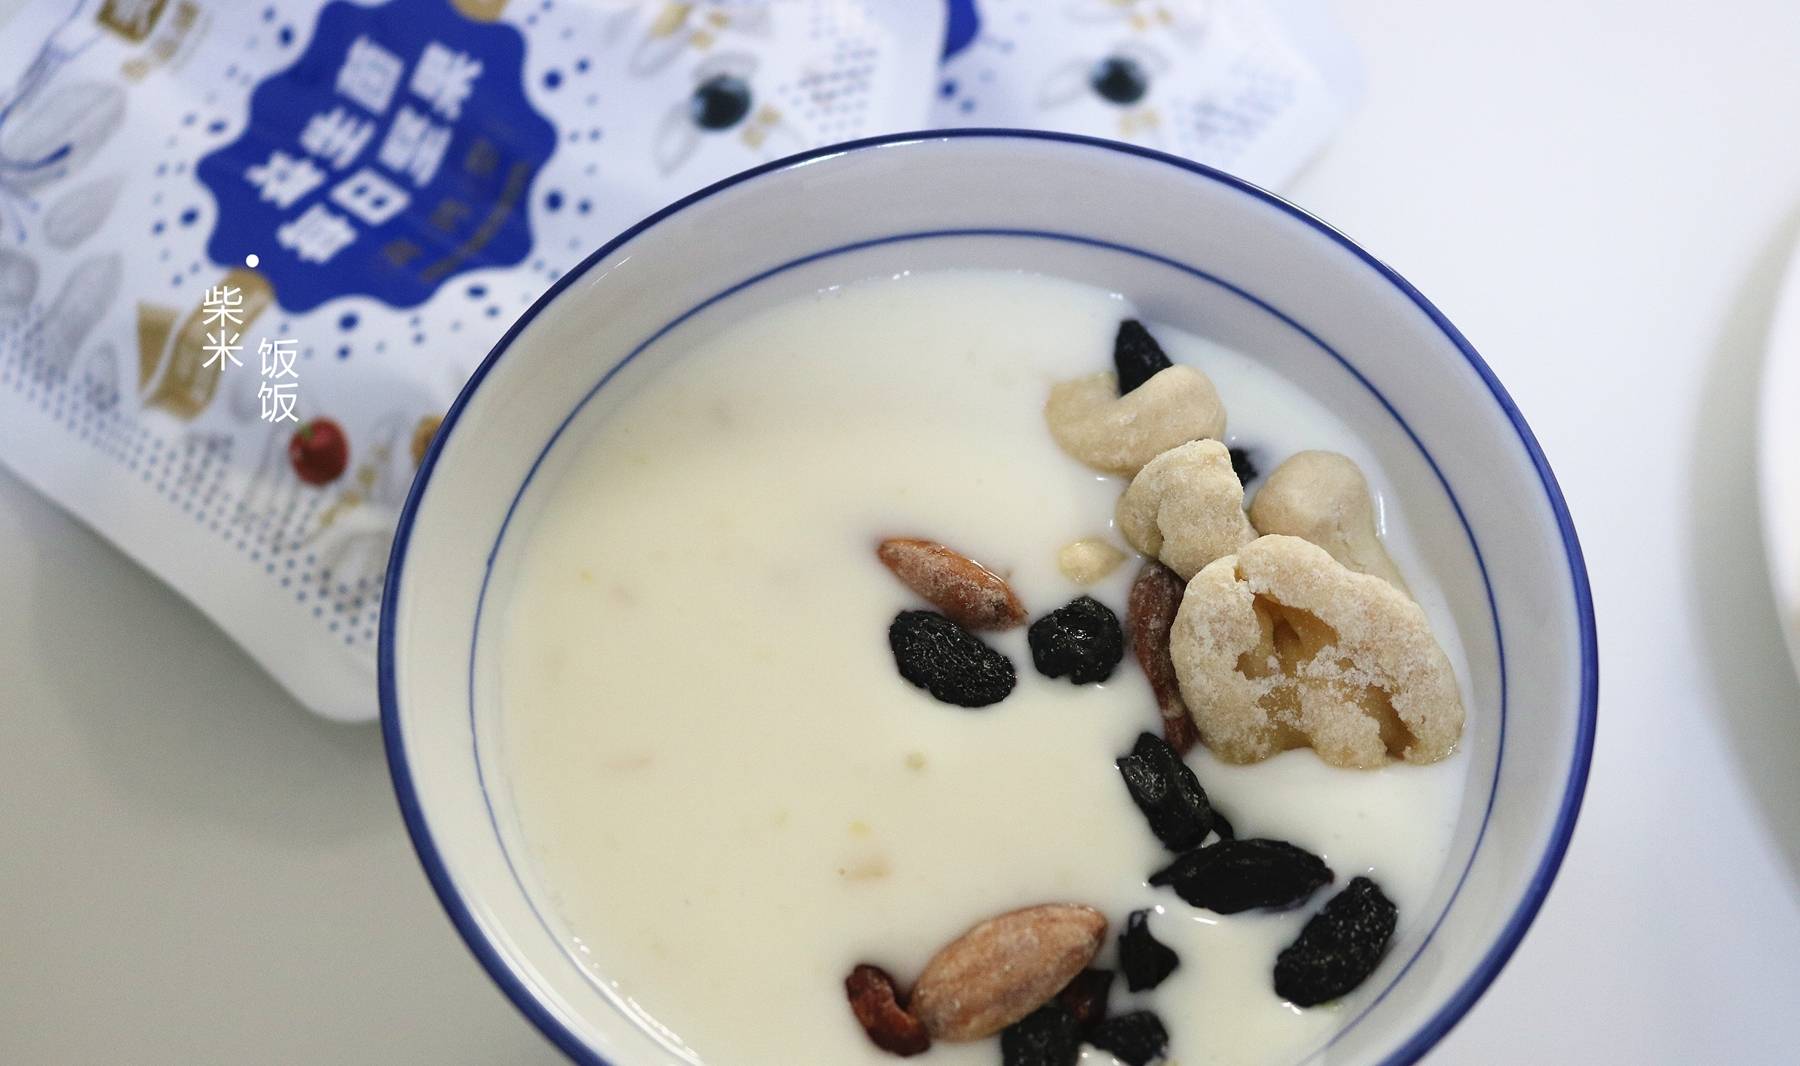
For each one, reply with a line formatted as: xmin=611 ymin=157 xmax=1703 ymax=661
xmin=7 ymin=2 xmax=1800 ymax=1062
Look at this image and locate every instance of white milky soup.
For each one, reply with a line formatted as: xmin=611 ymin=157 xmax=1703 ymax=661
xmin=496 ymin=270 xmax=1471 ymax=1066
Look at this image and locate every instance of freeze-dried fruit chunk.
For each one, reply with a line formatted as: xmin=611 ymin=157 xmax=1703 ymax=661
xmin=1001 ymin=1002 xmax=1083 ymax=1066
xmin=1229 ymin=445 xmax=1258 ymax=485
xmin=1113 ymin=319 xmax=1174 ymax=394
xmin=1118 ymin=910 xmax=1179 ymax=991
xmin=1249 ymin=451 xmax=1408 ymax=592
xmin=1028 ymin=596 xmax=1125 ymax=684
xmin=1054 ymin=968 xmax=1113 ymax=1029
xmin=1275 ymin=876 xmax=1398 ymax=1007
xmin=1128 ymin=561 xmax=1199 ymax=753
xmin=1087 ymin=1010 xmax=1170 ymax=1066
xmin=910 ymin=903 xmax=1107 ymax=1042
xmin=878 ymin=537 xmax=1026 ymax=630
xmin=1170 ymin=535 xmax=1464 ymax=768
xmin=1045 ymin=366 xmax=1226 ymax=477
xmin=845 ymin=964 xmax=931 ymax=1056
xmin=1116 ymin=439 xmax=1257 ymax=580
xmin=1115 ymin=731 xmax=1215 ymax=851
xmin=1148 ymin=838 xmax=1332 ymax=914
xmin=888 ymin=611 xmax=1016 ymax=708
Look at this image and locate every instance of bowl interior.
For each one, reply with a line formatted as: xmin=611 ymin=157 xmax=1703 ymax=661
xmin=383 ymin=132 xmax=1594 ymax=1066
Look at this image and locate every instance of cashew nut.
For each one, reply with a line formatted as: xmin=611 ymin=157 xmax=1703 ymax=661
xmin=1045 ymin=366 xmax=1226 ymax=477
xmin=1249 ymin=450 xmax=1408 ymax=592
xmin=1170 ymin=535 xmax=1463 ymax=769
xmin=1115 ymin=439 xmax=1256 ymax=580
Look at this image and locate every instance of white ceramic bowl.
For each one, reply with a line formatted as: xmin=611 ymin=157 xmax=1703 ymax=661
xmin=381 ymin=131 xmax=1597 ymax=1065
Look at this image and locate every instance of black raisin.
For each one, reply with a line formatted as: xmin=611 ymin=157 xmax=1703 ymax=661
xmin=1228 ymin=446 xmax=1258 ymax=485
xmin=1118 ymin=910 xmax=1179 ymax=991
xmin=888 ymin=610 xmax=1016 ymax=707
xmin=1275 ymin=876 xmax=1398 ymax=1007
xmin=1149 ymin=838 xmax=1332 ymax=914
xmin=1113 ymin=319 xmax=1173 ymax=394
xmin=1028 ymin=595 xmax=1124 ymax=684
xmin=1087 ymin=1010 xmax=1169 ymax=1066
xmin=1002 ymin=1002 xmax=1082 ymax=1066
xmin=1055 ymin=968 xmax=1113 ymax=1030
xmin=1210 ymin=810 xmax=1236 ymax=842
xmin=1115 ymin=732 xmax=1215 ymax=850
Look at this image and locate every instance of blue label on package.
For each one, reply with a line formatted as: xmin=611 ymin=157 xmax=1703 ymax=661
xmin=197 ymin=0 xmax=555 ymax=312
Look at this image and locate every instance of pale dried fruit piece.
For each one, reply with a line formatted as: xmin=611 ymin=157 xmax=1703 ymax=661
xmin=1058 ymin=537 xmax=1126 ymax=586
xmin=1128 ymin=560 xmax=1199 ymax=752
xmin=1045 ymin=366 xmax=1226 ymax=477
xmin=909 ymin=904 xmax=1108 ymax=1042
xmin=1116 ymin=439 xmax=1257 ymax=580
xmin=1249 ymin=451 xmax=1408 ymax=592
xmin=878 ymin=538 xmax=1026 ymax=630
xmin=845 ymin=964 xmax=931 ymax=1056
xmin=1170 ymin=535 xmax=1463 ymax=768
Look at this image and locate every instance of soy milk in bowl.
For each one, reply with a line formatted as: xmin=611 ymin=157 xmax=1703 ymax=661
xmin=496 ymin=270 xmax=1470 ymax=1066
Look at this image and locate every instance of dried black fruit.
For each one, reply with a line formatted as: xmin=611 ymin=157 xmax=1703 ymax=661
xmin=1113 ymin=319 xmax=1173 ymax=394
xmin=1275 ymin=876 xmax=1398 ymax=1007
xmin=1087 ymin=1010 xmax=1169 ymax=1066
xmin=1028 ymin=596 xmax=1124 ymax=684
xmin=1229 ymin=446 xmax=1258 ymax=485
xmin=1055 ymin=968 xmax=1113 ymax=1029
xmin=888 ymin=610 xmax=1016 ymax=707
xmin=1116 ymin=732 xmax=1215 ymax=850
xmin=1210 ymin=810 xmax=1236 ymax=842
xmin=1149 ymin=838 xmax=1332 ymax=914
xmin=1118 ymin=910 xmax=1179 ymax=991
xmin=1001 ymin=1002 xmax=1082 ymax=1066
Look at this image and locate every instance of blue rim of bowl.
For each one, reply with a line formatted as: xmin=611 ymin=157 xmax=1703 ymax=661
xmin=380 ymin=128 xmax=1599 ymax=1066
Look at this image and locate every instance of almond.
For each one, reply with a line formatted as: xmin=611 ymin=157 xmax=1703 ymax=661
xmin=1128 ymin=561 xmax=1200 ymax=753
xmin=877 ymin=538 xmax=1026 ymax=630
xmin=908 ymin=904 xmax=1107 ymax=1042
